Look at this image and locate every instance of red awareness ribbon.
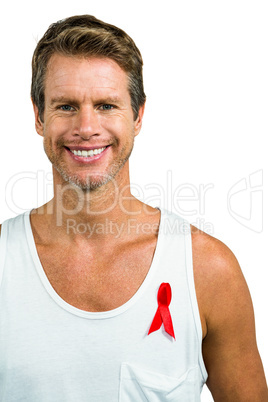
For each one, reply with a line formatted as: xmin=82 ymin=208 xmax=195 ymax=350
xmin=148 ymin=283 xmax=175 ymax=339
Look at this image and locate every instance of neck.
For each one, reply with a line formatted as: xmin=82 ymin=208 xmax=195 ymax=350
xmin=34 ymin=168 xmax=150 ymax=243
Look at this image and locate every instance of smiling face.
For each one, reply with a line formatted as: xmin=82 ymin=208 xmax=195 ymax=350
xmin=33 ymin=54 xmax=144 ymax=191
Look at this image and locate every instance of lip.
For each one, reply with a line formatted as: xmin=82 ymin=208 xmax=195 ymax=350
xmin=65 ymin=145 xmax=110 ymax=164
xmin=66 ymin=145 xmax=108 ymax=151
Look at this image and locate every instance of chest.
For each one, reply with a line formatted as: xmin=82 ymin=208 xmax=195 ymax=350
xmin=35 ymin=238 xmax=157 ymax=312
xmin=1 ymin=254 xmax=204 ymax=401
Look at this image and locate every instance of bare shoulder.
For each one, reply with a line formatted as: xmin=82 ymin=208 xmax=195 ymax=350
xmin=191 ymin=225 xmax=268 ymax=400
xmin=191 ymin=224 xmax=240 ymax=276
xmin=190 ymin=225 xmax=246 ymax=333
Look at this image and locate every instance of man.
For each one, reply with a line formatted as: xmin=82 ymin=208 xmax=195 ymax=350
xmin=0 ymin=15 xmax=267 ymax=401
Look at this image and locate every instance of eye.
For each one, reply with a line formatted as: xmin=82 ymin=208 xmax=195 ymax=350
xmin=59 ymin=105 xmax=75 ymax=111
xmin=99 ymin=104 xmax=114 ymax=111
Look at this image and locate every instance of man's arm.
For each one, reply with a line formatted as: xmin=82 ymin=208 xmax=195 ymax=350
xmin=192 ymin=228 xmax=268 ymax=401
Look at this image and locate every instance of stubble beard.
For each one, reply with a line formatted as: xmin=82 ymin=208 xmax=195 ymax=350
xmin=43 ymin=137 xmax=134 ymax=192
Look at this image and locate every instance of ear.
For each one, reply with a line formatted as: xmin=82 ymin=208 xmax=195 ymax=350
xmin=134 ymin=102 xmax=145 ymax=137
xmin=32 ymin=100 xmax=44 ymax=137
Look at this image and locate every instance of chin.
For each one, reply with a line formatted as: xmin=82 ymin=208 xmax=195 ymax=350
xmin=54 ymin=162 xmax=123 ymax=192
xmin=67 ymin=175 xmax=114 ymax=192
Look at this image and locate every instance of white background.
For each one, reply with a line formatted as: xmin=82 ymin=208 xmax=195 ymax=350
xmin=0 ymin=1 xmax=267 ymax=399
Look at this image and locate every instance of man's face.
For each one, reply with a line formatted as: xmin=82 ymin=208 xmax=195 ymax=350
xmin=33 ymin=54 xmax=144 ymax=191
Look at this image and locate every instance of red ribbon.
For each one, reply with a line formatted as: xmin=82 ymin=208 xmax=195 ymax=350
xmin=148 ymin=283 xmax=175 ymax=339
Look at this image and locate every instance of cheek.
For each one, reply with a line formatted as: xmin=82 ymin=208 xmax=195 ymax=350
xmin=101 ymin=114 xmax=135 ymax=137
xmin=43 ymin=135 xmax=53 ymax=158
xmin=44 ymin=117 xmax=71 ymax=140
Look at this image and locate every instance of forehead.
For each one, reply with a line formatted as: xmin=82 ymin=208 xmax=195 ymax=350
xmin=45 ymin=54 xmax=130 ymax=100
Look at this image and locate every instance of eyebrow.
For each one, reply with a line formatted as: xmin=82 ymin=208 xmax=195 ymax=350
xmin=49 ymin=95 xmax=123 ymax=106
xmin=49 ymin=96 xmax=78 ymax=106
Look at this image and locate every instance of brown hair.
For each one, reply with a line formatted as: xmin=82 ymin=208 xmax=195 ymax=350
xmin=31 ymin=15 xmax=146 ymax=121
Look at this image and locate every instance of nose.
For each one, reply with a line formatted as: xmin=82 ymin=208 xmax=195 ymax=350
xmin=74 ymin=106 xmax=101 ymax=140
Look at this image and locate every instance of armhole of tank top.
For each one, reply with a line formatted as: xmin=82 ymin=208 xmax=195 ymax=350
xmin=184 ymin=220 xmax=208 ymax=383
xmin=0 ymin=220 xmax=8 ymax=290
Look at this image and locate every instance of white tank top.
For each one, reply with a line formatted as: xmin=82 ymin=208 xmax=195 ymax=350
xmin=0 ymin=209 xmax=208 ymax=401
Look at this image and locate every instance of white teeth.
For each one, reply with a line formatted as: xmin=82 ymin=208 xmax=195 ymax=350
xmin=71 ymin=147 xmax=106 ymax=157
